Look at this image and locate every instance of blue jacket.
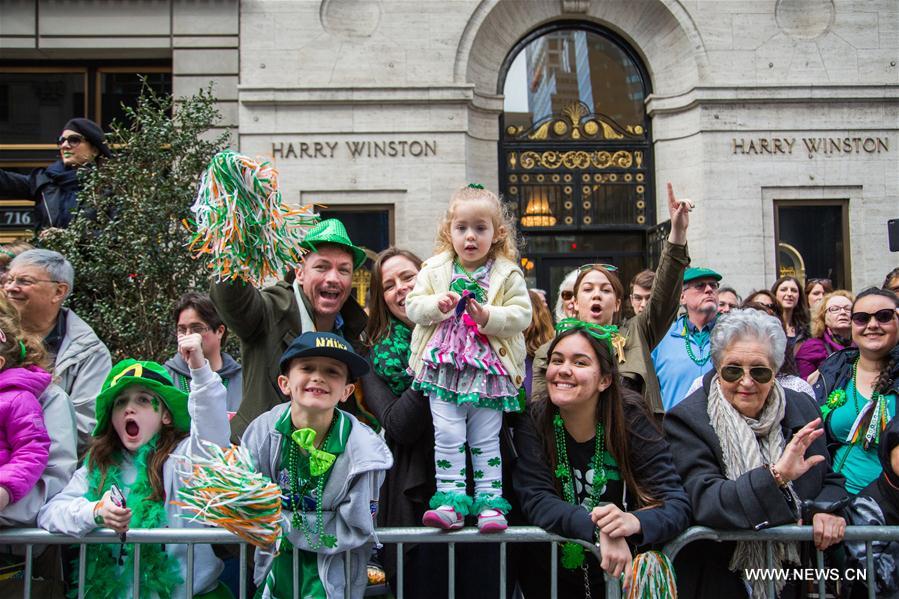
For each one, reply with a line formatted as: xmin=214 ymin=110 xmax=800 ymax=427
xmin=652 ymin=315 xmax=715 ymax=411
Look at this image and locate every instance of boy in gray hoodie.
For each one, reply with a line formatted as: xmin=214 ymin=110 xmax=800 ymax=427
xmin=242 ymin=331 xmax=392 ymax=598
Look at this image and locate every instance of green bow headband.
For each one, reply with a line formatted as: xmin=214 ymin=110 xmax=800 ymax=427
xmin=555 ymin=318 xmax=619 ymax=355
xmin=291 ymin=428 xmax=336 ymax=476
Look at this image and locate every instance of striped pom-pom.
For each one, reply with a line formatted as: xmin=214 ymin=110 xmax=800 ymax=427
xmin=188 ymin=149 xmax=318 ymax=286
xmin=626 ymin=551 xmax=677 ymax=599
xmin=173 ymin=441 xmax=282 ymax=549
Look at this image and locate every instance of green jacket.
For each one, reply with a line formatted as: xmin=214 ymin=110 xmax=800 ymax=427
xmin=532 ymin=241 xmax=689 ymax=415
xmin=210 ymin=275 xmax=368 ymax=441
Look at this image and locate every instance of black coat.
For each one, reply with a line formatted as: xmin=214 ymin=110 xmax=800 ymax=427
xmin=0 ymin=160 xmax=82 ymax=228
xmin=663 ymin=371 xmax=849 ymax=598
xmin=511 ymin=390 xmax=691 ymax=598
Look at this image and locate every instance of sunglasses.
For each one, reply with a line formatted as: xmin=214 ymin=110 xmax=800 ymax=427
xmin=851 ymin=309 xmax=897 ymax=326
xmin=560 ymin=290 xmax=574 ymax=301
xmin=577 ymin=263 xmax=618 ymax=274
xmin=720 ymin=365 xmax=775 ymax=384
xmin=684 ymin=280 xmax=720 ymax=291
xmin=57 ymin=134 xmax=84 ymax=147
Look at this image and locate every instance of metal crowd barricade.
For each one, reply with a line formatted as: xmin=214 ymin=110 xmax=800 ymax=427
xmin=661 ymin=525 xmax=899 ymax=599
xmin=2 ymin=525 xmax=897 ymax=599
xmin=0 ymin=526 xmax=616 ymax=599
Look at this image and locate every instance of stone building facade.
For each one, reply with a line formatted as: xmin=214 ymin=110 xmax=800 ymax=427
xmin=2 ymin=0 xmax=896 ymax=301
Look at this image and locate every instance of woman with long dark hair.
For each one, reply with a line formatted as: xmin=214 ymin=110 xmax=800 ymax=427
xmin=813 ymin=287 xmax=899 ymax=494
xmin=513 ymin=326 xmax=690 ymax=598
xmin=772 ymin=276 xmax=811 ymax=348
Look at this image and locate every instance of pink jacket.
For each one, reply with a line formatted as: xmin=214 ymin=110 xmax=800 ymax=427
xmin=0 ymin=365 xmax=52 ymax=504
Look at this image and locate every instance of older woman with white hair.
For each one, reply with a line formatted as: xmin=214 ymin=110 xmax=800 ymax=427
xmin=552 ymin=269 xmax=578 ymax=322
xmin=664 ymin=309 xmax=848 ymax=599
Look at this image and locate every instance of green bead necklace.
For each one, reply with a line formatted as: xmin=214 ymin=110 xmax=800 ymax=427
xmin=683 ymin=326 xmax=711 ymax=367
xmin=287 ymin=414 xmax=338 ymax=549
xmin=552 ymin=411 xmax=607 ymax=570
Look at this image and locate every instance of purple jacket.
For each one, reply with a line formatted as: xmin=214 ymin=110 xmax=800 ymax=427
xmin=796 ymin=330 xmax=854 ymax=379
xmin=0 ymin=365 xmax=52 ymax=504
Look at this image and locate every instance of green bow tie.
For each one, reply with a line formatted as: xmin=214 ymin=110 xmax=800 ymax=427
xmin=291 ymin=428 xmax=337 ymax=476
xmin=450 ymin=276 xmax=485 ymax=303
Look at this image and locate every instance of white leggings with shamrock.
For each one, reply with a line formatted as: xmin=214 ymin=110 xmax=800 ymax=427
xmin=430 ymin=398 xmax=503 ymax=501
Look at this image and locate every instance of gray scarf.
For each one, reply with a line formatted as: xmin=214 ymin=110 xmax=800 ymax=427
xmin=707 ymin=376 xmax=800 ymax=596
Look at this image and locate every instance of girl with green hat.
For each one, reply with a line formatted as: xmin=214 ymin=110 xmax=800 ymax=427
xmin=38 ymin=334 xmax=234 ymax=598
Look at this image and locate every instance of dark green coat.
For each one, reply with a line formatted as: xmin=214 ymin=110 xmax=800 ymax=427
xmin=210 ymin=275 xmax=367 ymax=441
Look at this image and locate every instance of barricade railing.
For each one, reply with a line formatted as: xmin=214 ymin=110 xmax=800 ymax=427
xmin=0 ymin=526 xmax=612 ymax=599
xmin=1 ymin=525 xmax=896 ymax=599
xmin=661 ymin=525 xmax=899 ymax=599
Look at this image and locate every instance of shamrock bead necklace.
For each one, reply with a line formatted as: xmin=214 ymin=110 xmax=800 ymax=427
xmin=286 ymin=414 xmax=338 ymax=550
xmin=552 ymin=411 xmax=607 ymax=569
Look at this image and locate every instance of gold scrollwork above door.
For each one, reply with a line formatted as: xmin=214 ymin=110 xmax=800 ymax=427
xmin=517 ymin=149 xmax=637 ymax=170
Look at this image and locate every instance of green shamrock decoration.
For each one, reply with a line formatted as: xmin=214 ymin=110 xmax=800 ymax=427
xmin=491 ymin=481 xmax=503 ymax=489
xmin=473 ymin=470 xmax=484 ymax=479
xmin=561 ymin=542 xmax=585 ymax=569
xmin=436 ymin=459 xmax=452 ymax=469
xmin=470 ymin=447 xmax=483 ymax=455
xmin=322 ymin=534 xmax=337 ymax=548
xmin=488 ymin=457 xmax=501 ymax=467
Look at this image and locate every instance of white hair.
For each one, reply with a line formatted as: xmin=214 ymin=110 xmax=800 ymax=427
xmin=553 ymin=269 xmax=579 ymax=321
xmin=11 ymin=249 xmax=74 ymax=298
xmin=711 ymin=308 xmax=787 ymax=371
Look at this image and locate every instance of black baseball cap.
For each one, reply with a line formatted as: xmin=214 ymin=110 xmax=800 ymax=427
xmin=279 ymin=332 xmax=369 ymax=379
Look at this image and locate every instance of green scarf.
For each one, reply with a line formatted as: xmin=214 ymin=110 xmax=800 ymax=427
xmin=371 ymin=317 xmax=413 ymax=395
xmin=72 ymin=437 xmax=184 ymax=599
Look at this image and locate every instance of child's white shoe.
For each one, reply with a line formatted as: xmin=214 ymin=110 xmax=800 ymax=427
xmin=477 ymin=509 xmax=507 ymax=533
xmin=422 ymin=505 xmax=464 ymax=530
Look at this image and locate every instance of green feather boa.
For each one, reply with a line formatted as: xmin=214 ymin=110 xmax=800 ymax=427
xmin=70 ymin=436 xmax=184 ymax=599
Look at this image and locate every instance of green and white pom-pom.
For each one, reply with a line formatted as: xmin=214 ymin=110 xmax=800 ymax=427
xmin=188 ymin=149 xmax=318 ymax=286
xmin=626 ymin=551 xmax=677 ymax=599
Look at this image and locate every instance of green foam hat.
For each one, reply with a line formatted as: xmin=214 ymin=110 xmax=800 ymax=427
xmin=92 ymin=359 xmax=190 ymax=436
xmin=299 ymin=219 xmax=367 ymax=269
xmin=683 ymin=267 xmax=722 ymax=283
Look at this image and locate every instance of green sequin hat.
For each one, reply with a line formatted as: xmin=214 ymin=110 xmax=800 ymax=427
xmin=92 ymin=359 xmax=190 ymax=436
xmin=683 ymin=267 xmax=722 ymax=283
xmin=299 ymin=218 xmax=367 ymax=270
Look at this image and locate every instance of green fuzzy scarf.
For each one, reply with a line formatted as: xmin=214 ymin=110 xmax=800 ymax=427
xmin=371 ymin=317 xmax=413 ymax=395
xmin=71 ymin=436 xmax=183 ymax=599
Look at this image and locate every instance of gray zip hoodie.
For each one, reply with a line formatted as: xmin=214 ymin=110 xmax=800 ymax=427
xmin=165 ymin=351 xmax=243 ymax=414
xmin=242 ymin=406 xmax=393 ymax=599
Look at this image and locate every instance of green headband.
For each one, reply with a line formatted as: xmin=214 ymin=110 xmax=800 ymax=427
xmin=467 ymin=183 xmax=484 ymax=189
xmin=555 ymin=318 xmax=619 ymax=355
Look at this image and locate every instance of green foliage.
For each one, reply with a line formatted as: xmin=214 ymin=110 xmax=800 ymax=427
xmin=41 ymin=82 xmax=230 ymax=362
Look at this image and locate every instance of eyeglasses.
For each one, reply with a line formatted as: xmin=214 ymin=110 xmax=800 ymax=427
xmin=720 ymin=365 xmax=775 ymax=384
xmin=577 ymin=263 xmax=618 ymax=274
xmin=825 ymin=305 xmax=852 ymax=314
xmin=57 ymin=134 xmax=84 ymax=148
xmin=808 ymin=278 xmax=832 ymax=286
xmin=3 ymin=276 xmax=60 ymax=288
xmin=560 ymin=290 xmax=574 ymax=301
xmin=851 ymin=309 xmax=897 ymax=326
xmin=684 ymin=280 xmax=720 ymax=291
xmin=176 ymin=324 xmax=210 ymax=336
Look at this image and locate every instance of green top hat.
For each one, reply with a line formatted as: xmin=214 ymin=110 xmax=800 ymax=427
xmin=299 ymin=219 xmax=367 ymax=270
xmin=683 ymin=267 xmax=722 ymax=283
xmin=93 ymin=359 xmax=191 ymax=436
